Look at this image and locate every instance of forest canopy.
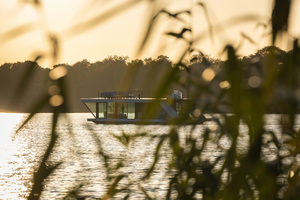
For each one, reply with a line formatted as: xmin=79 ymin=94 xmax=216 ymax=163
xmin=0 ymin=46 xmax=292 ymax=113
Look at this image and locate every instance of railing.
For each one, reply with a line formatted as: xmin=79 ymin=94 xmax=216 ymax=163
xmin=99 ymin=91 xmax=143 ymax=99
xmin=98 ymin=90 xmax=185 ymax=99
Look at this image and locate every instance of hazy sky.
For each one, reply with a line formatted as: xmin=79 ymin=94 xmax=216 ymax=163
xmin=0 ymin=0 xmax=299 ymax=66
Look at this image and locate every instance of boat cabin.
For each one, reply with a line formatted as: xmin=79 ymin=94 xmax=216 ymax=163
xmin=81 ymin=91 xmax=185 ymax=124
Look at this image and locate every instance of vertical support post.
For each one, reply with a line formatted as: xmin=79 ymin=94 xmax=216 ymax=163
xmin=105 ymin=102 xmax=108 ymax=118
xmin=96 ymin=102 xmax=99 ymax=118
xmin=115 ymin=103 xmax=118 ymax=119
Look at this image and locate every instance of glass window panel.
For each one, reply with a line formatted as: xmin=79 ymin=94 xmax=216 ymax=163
xmin=84 ymin=102 xmax=96 ymax=117
xmin=107 ymin=102 xmax=115 ymax=118
xmin=119 ymin=103 xmax=127 ymax=119
xmin=98 ymin=103 xmax=106 ymax=118
xmin=127 ymin=103 xmax=135 ymax=119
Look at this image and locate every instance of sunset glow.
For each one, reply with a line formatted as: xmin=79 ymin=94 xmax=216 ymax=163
xmin=2 ymin=0 xmax=299 ymax=66
xmin=1 ymin=0 xmax=300 ymax=199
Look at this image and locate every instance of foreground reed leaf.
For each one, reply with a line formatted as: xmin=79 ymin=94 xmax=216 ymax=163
xmin=113 ymin=132 xmax=131 ymax=147
xmin=224 ymin=45 xmax=244 ymax=114
xmin=135 ymin=3 xmax=158 ymax=57
xmin=143 ymin=134 xmax=168 ymax=179
xmin=102 ymin=175 xmax=126 ymax=200
xmin=193 ymin=14 xmax=267 ymax=44
xmin=65 ymin=0 xmax=141 ymax=37
xmin=16 ymin=94 xmax=50 ymax=133
xmin=139 ymin=184 xmax=153 ymax=200
xmin=0 ymin=22 xmax=36 ymax=44
xmin=13 ymin=56 xmax=43 ymax=105
xmin=28 ymin=162 xmax=61 ymax=200
xmin=197 ymin=2 xmax=215 ymax=46
xmin=271 ymin=0 xmax=291 ymax=44
xmin=63 ymin=184 xmax=85 ymax=200
xmin=28 ymin=112 xmax=60 ymax=200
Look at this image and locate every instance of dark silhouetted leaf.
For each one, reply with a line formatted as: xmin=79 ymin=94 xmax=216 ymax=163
xmin=271 ymin=0 xmax=291 ymax=43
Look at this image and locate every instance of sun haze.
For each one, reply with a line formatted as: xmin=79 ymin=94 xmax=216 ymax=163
xmin=0 ymin=0 xmax=298 ymax=66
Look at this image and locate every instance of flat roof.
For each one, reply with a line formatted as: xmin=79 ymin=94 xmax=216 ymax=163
xmin=80 ymin=98 xmax=168 ymax=103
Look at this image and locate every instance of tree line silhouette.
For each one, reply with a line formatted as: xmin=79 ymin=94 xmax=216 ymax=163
xmin=0 ymin=46 xmax=292 ymax=113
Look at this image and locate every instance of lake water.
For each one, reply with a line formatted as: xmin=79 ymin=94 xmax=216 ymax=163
xmin=0 ymin=113 xmax=296 ymax=199
xmin=0 ymin=113 xmax=181 ymax=199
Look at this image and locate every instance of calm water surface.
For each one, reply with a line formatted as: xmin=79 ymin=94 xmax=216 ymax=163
xmin=0 ymin=113 xmax=178 ymax=199
xmin=0 ymin=113 xmax=296 ymax=199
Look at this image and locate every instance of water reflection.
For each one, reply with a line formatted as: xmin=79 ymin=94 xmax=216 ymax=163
xmin=0 ymin=113 xmax=30 ymax=199
xmin=0 ymin=113 xmax=297 ymax=199
xmin=0 ymin=113 xmax=174 ymax=199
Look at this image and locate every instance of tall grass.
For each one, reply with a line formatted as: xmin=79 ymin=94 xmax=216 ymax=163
xmin=3 ymin=0 xmax=300 ymax=199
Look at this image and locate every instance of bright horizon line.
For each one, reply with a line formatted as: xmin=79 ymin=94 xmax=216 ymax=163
xmin=0 ymin=44 xmax=288 ymax=68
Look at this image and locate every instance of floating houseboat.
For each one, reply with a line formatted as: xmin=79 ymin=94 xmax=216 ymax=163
xmin=81 ymin=91 xmax=207 ymax=124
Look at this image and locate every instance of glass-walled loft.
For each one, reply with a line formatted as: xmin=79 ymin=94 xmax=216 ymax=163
xmin=84 ymin=102 xmax=135 ymax=119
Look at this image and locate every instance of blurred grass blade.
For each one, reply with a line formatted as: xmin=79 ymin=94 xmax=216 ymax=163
xmin=144 ymin=47 xmax=190 ymax=121
xmin=48 ymin=34 xmax=59 ymax=62
xmin=143 ymin=134 xmax=168 ymax=179
xmin=240 ymin=32 xmax=256 ymax=45
xmin=70 ymin=0 xmax=109 ymax=23
xmin=63 ymin=184 xmax=85 ymax=200
xmin=102 ymin=175 xmax=125 ymax=200
xmin=193 ymin=14 xmax=267 ymax=44
xmin=28 ymin=112 xmax=60 ymax=200
xmin=65 ymin=0 xmax=141 ymax=37
xmin=197 ymin=2 xmax=215 ymax=47
xmin=0 ymin=22 xmax=36 ymax=44
xmin=55 ymin=76 xmax=69 ymax=113
xmin=88 ymin=127 xmax=113 ymax=180
xmin=20 ymin=0 xmax=41 ymax=7
xmin=113 ymin=132 xmax=131 ymax=147
xmin=139 ymin=184 xmax=153 ymax=200
xmin=28 ymin=162 xmax=61 ymax=200
xmin=135 ymin=4 xmax=159 ymax=57
xmin=271 ymin=0 xmax=291 ymax=44
xmin=165 ymin=28 xmax=191 ymax=41
xmin=153 ymin=46 xmax=189 ymax=97
xmin=16 ymin=94 xmax=50 ymax=133
xmin=224 ymin=45 xmax=244 ymax=114
xmin=165 ymin=174 xmax=178 ymax=199
xmin=169 ymin=128 xmax=181 ymax=158
xmin=13 ymin=56 xmax=43 ymax=104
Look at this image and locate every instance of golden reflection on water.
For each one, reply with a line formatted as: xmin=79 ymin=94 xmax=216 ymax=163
xmin=0 ymin=113 xmax=26 ymax=165
xmin=0 ymin=113 xmax=29 ymax=199
xmin=0 ymin=113 xmax=288 ymax=199
xmin=0 ymin=113 xmax=172 ymax=199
